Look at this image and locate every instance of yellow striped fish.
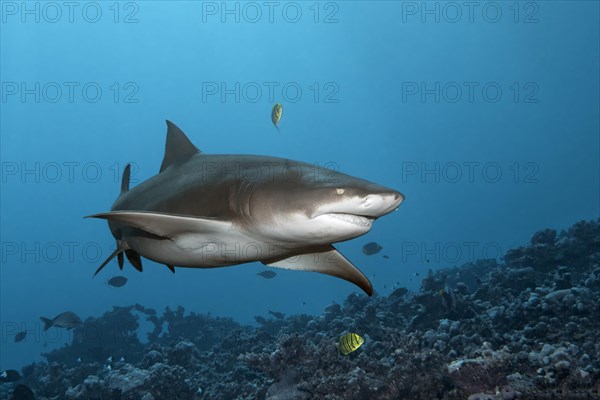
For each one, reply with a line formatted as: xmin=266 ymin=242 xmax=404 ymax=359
xmin=338 ymin=333 xmax=364 ymax=355
xmin=271 ymin=103 xmax=283 ymax=132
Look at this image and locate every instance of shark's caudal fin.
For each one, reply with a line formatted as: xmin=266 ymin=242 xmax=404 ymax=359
xmin=262 ymin=245 xmax=373 ymax=296
xmin=159 ymin=121 xmax=201 ymax=173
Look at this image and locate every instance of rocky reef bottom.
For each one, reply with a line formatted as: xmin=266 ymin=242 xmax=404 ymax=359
xmin=2 ymin=219 xmax=600 ymax=399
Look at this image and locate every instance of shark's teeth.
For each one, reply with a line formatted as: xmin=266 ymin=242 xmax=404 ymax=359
xmin=327 ymin=213 xmax=373 ymax=227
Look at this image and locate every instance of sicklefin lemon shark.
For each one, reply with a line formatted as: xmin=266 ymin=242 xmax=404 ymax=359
xmin=86 ymin=121 xmax=404 ymax=296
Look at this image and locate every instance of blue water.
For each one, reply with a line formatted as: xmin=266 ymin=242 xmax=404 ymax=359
xmin=1 ymin=1 xmax=598 ymax=371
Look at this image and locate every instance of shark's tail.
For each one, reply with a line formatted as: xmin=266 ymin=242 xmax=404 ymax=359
xmin=92 ymin=164 xmax=132 ymax=277
xmin=89 ymin=162 xmax=175 ymax=276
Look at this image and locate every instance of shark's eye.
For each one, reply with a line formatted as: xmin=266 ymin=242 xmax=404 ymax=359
xmin=336 ymin=188 xmax=345 ymax=194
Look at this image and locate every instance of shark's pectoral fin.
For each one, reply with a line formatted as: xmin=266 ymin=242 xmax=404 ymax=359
xmin=165 ymin=264 xmax=175 ymax=273
xmin=86 ymin=211 xmax=232 ymax=251
xmin=262 ymin=245 xmax=373 ymax=296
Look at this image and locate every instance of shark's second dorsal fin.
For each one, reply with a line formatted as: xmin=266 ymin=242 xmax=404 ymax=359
xmin=120 ymin=164 xmax=131 ymax=194
xmin=160 ymin=121 xmax=200 ymax=173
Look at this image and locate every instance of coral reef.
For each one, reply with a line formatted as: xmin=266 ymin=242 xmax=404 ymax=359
xmin=1 ymin=219 xmax=599 ymax=399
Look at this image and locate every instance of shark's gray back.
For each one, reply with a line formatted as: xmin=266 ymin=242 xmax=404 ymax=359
xmin=112 ymin=154 xmax=329 ymax=220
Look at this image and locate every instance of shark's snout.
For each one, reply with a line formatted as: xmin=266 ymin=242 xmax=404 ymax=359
xmin=314 ymin=188 xmax=404 ymax=220
xmin=359 ymin=190 xmax=404 ymax=216
xmin=390 ymin=190 xmax=405 ymax=210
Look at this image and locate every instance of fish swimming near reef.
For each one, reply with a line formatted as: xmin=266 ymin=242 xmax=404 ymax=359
xmin=439 ymin=288 xmax=456 ymax=310
xmin=271 ymin=103 xmax=283 ymax=132
xmin=14 ymin=331 xmax=26 ymax=343
xmin=87 ymin=121 xmax=404 ymax=295
xmin=40 ymin=312 xmax=82 ymax=330
xmin=107 ymin=276 xmax=128 ymax=288
xmin=339 ymin=332 xmax=364 ymax=355
xmin=268 ymin=310 xmax=285 ymax=319
xmin=362 ymin=242 xmax=383 ymax=255
xmin=257 ymin=270 xmax=277 ymax=279
xmin=0 ymin=369 xmax=21 ymax=383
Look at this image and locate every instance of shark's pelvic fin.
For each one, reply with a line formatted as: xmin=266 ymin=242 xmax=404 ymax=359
xmin=160 ymin=121 xmax=201 ymax=173
xmin=262 ymin=245 xmax=373 ymax=296
xmin=120 ymin=163 xmax=131 ymax=194
xmin=125 ymin=249 xmax=143 ymax=272
xmin=117 ymin=250 xmax=124 ymax=269
xmin=85 ymin=211 xmax=231 ymax=251
xmin=166 ymin=264 xmax=175 ymax=273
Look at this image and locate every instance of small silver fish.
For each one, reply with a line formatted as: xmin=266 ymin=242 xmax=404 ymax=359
xmin=14 ymin=331 xmax=26 ymax=342
xmin=362 ymin=242 xmax=383 ymax=256
xmin=107 ymin=276 xmax=128 ymax=288
xmin=257 ymin=270 xmax=277 ymax=279
xmin=40 ymin=312 xmax=82 ymax=330
xmin=268 ymin=310 xmax=284 ymax=320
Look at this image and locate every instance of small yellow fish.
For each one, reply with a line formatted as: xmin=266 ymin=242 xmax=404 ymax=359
xmin=339 ymin=333 xmax=364 ymax=355
xmin=271 ymin=103 xmax=283 ymax=132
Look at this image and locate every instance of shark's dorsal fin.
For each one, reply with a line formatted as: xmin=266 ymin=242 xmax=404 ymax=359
xmin=120 ymin=164 xmax=131 ymax=194
xmin=160 ymin=121 xmax=200 ymax=173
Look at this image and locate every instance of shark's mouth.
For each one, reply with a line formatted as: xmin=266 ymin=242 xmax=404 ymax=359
xmin=325 ymin=213 xmax=375 ymax=228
